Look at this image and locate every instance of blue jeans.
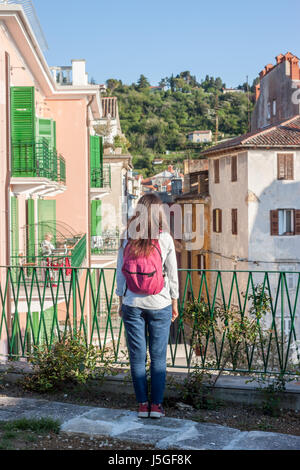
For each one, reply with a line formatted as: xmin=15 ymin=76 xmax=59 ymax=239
xmin=121 ymin=304 xmax=172 ymax=405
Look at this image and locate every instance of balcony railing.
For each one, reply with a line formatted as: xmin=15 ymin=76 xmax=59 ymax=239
xmin=10 ymin=234 xmax=87 ymax=285
xmin=91 ymin=164 xmax=111 ymax=189
xmin=91 ymin=232 xmax=119 ymax=255
xmin=0 ymin=268 xmax=299 ymax=376
xmin=11 ymin=140 xmax=66 ymax=184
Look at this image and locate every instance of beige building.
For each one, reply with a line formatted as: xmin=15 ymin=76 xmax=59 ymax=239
xmin=187 ymin=130 xmax=212 ymax=143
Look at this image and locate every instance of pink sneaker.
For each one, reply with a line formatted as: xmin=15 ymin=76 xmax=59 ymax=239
xmin=150 ymin=404 xmax=165 ymax=419
xmin=138 ymin=402 xmax=149 ymax=418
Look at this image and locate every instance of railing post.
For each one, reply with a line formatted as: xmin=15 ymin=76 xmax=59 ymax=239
xmin=72 ymin=268 xmax=77 ymax=337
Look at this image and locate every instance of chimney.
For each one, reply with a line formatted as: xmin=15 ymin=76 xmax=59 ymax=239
xmin=290 ymin=56 xmax=300 ymax=80
xmin=276 ymin=53 xmax=284 ymax=64
xmin=72 ymin=59 xmax=88 ymax=86
xmin=264 ymin=64 xmax=274 ymax=74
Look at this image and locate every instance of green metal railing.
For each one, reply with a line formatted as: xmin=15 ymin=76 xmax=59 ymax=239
xmin=91 ymin=236 xmax=119 ymax=255
xmin=0 ymin=268 xmax=299 ymax=375
xmin=11 ymin=140 xmax=66 ymax=184
xmin=71 ymin=234 xmax=87 ymax=268
xmin=91 ymin=164 xmax=111 ymax=189
xmin=58 ymin=155 xmax=66 ymax=184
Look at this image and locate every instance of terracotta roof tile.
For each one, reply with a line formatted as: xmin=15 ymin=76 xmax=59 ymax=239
xmin=202 ymin=115 xmax=300 ymax=155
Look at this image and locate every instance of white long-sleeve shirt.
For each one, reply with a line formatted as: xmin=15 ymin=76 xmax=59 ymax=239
xmin=116 ymin=231 xmax=179 ymax=310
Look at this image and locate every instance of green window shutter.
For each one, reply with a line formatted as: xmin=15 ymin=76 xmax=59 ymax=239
xmin=26 ymin=199 xmax=35 ymax=261
xmin=36 ymin=118 xmax=53 ymax=147
xmin=11 ymin=86 xmax=35 ymax=142
xmin=38 ymin=199 xmax=56 ymax=249
xmin=100 ymin=136 xmax=103 ymax=168
xmin=90 ymin=135 xmax=101 ymax=187
xmin=53 ymin=120 xmax=57 ymax=149
xmin=11 ymin=86 xmax=36 ymax=176
xmin=11 ymin=196 xmax=19 ymax=258
xmin=91 ymin=200 xmax=102 ymax=236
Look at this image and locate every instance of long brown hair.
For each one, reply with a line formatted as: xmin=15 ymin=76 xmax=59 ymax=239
xmin=124 ymin=193 xmax=169 ymax=257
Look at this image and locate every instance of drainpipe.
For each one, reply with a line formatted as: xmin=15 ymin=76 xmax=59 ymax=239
xmin=5 ymin=52 xmax=12 ymax=341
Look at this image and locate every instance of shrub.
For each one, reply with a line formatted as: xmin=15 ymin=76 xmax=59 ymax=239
xmin=21 ymin=334 xmax=113 ymax=393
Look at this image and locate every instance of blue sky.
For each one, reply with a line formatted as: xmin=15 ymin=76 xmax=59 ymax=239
xmin=34 ymin=0 xmax=300 ymax=87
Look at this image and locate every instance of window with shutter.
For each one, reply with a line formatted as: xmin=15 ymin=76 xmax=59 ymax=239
xmin=91 ymin=200 xmax=102 ymax=236
xmin=231 ymin=156 xmax=237 ymax=182
xmin=11 ymin=86 xmax=36 ymax=176
xmin=213 ymin=209 xmax=222 ymax=233
xmin=294 ymin=210 xmax=300 ymax=235
xmin=90 ymin=135 xmax=102 ymax=188
xmin=213 ymin=209 xmax=216 ymax=232
xmin=214 ymin=159 xmax=220 ymax=183
xmin=232 ymin=209 xmax=238 ymax=235
xmin=270 ymin=210 xmax=279 ymax=236
xmin=38 ymin=200 xmax=56 ymax=248
xmin=277 ymin=153 xmax=294 ymax=180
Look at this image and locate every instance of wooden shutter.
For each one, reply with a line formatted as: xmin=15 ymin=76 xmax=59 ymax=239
xmin=277 ymin=153 xmax=294 ymax=180
xmin=270 ymin=210 xmax=279 ymax=235
xmin=214 ymin=159 xmax=220 ymax=183
xmin=90 ymin=135 xmax=101 ymax=187
xmin=295 ymin=210 xmax=300 ymax=235
xmin=232 ymin=209 xmax=238 ymax=235
xmin=231 ymin=156 xmax=237 ymax=182
xmin=11 ymin=86 xmax=36 ymax=176
xmin=286 ymin=154 xmax=294 ymax=180
xmin=218 ymin=209 xmax=222 ymax=233
xmin=213 ymin=209 xmax=216 ymax=232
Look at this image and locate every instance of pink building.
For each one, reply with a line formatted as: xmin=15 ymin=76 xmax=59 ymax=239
xmin=0 ymin=3 xmax=131 ymax=356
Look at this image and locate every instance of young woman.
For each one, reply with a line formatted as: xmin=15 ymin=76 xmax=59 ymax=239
xmin=116 ymin=193 xmax=179 ymax=419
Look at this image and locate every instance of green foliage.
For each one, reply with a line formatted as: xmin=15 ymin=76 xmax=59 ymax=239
xmin=0 ymin=418 xmax=60 ymax=434
xmin=21 ymin=334 xmax=113 ymax=393
xmin=105 ymin=72 xmax=255 ymax=164
xmin=175 ymin=367 xmax=219 ymax=410
xmin=247 ymin=373 xmax=296 ymax=417
xmin=183 ymin=284 xmax=272 ymax=378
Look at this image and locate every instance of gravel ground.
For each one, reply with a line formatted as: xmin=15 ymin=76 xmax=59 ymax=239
xmin=0 ymin=429 xmax=156 ymax=450
xmin=1 ymin=380 xmax=299 ymax=437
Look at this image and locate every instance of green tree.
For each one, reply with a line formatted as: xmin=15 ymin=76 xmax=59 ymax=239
xmin=136 ymin=74 xmax=150 ymax=90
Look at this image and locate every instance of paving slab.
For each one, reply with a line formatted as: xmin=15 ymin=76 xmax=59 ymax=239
xmin=225 ymin=431 xmax=300 ymax=450
xmin=0 ymin=395 xmax=300 ymax=450
xmin=163 ymin=423 xmax=243 ymax=450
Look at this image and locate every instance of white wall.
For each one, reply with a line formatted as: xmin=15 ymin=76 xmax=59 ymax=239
xmin=248 ymin=149 xmax=300 ymax=265
xmin=209 ymin=152 xmax=249 ymax=270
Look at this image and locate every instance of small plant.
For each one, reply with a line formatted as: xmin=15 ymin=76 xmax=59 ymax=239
xmin=247 ymin=373 xmax=294 ymax=417
xmin=175 ymin=366 xmax=219 ymax=410
xmin=21 ymin=333 xmax=113 ymax=393
xmin=0 ymin=418 xmax=60 ymax=434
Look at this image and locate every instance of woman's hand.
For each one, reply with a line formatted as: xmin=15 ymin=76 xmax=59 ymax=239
xmin=171 ymin=299 xmax=179 ymax=323
xmin=118 ymin=297 xmax=123 ymax=318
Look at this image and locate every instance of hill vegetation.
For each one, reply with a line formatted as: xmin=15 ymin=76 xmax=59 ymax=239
xmin=104 ymin=72 xmax=258 ymax=176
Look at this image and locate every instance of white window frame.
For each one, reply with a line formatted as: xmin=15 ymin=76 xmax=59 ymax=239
xmin=278 ymin=209 xmax=294 ymax=236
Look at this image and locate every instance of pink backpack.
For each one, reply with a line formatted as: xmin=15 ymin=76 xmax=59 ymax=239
xmin=122 ymin=239 xmax=165 ymax=295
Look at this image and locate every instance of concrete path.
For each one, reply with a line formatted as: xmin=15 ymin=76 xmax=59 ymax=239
xmin=0 ymin=396 xmax=299 ymax=450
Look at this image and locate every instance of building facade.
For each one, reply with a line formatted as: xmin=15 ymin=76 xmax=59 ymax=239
xmin=251 ymin=52 xmax=300 ymax=132
xmin=202 ymin=115 xmax=300 ymax=340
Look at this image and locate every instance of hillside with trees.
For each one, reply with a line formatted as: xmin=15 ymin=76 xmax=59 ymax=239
xmin=104 ymin=72 xmax=258 ymax=176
